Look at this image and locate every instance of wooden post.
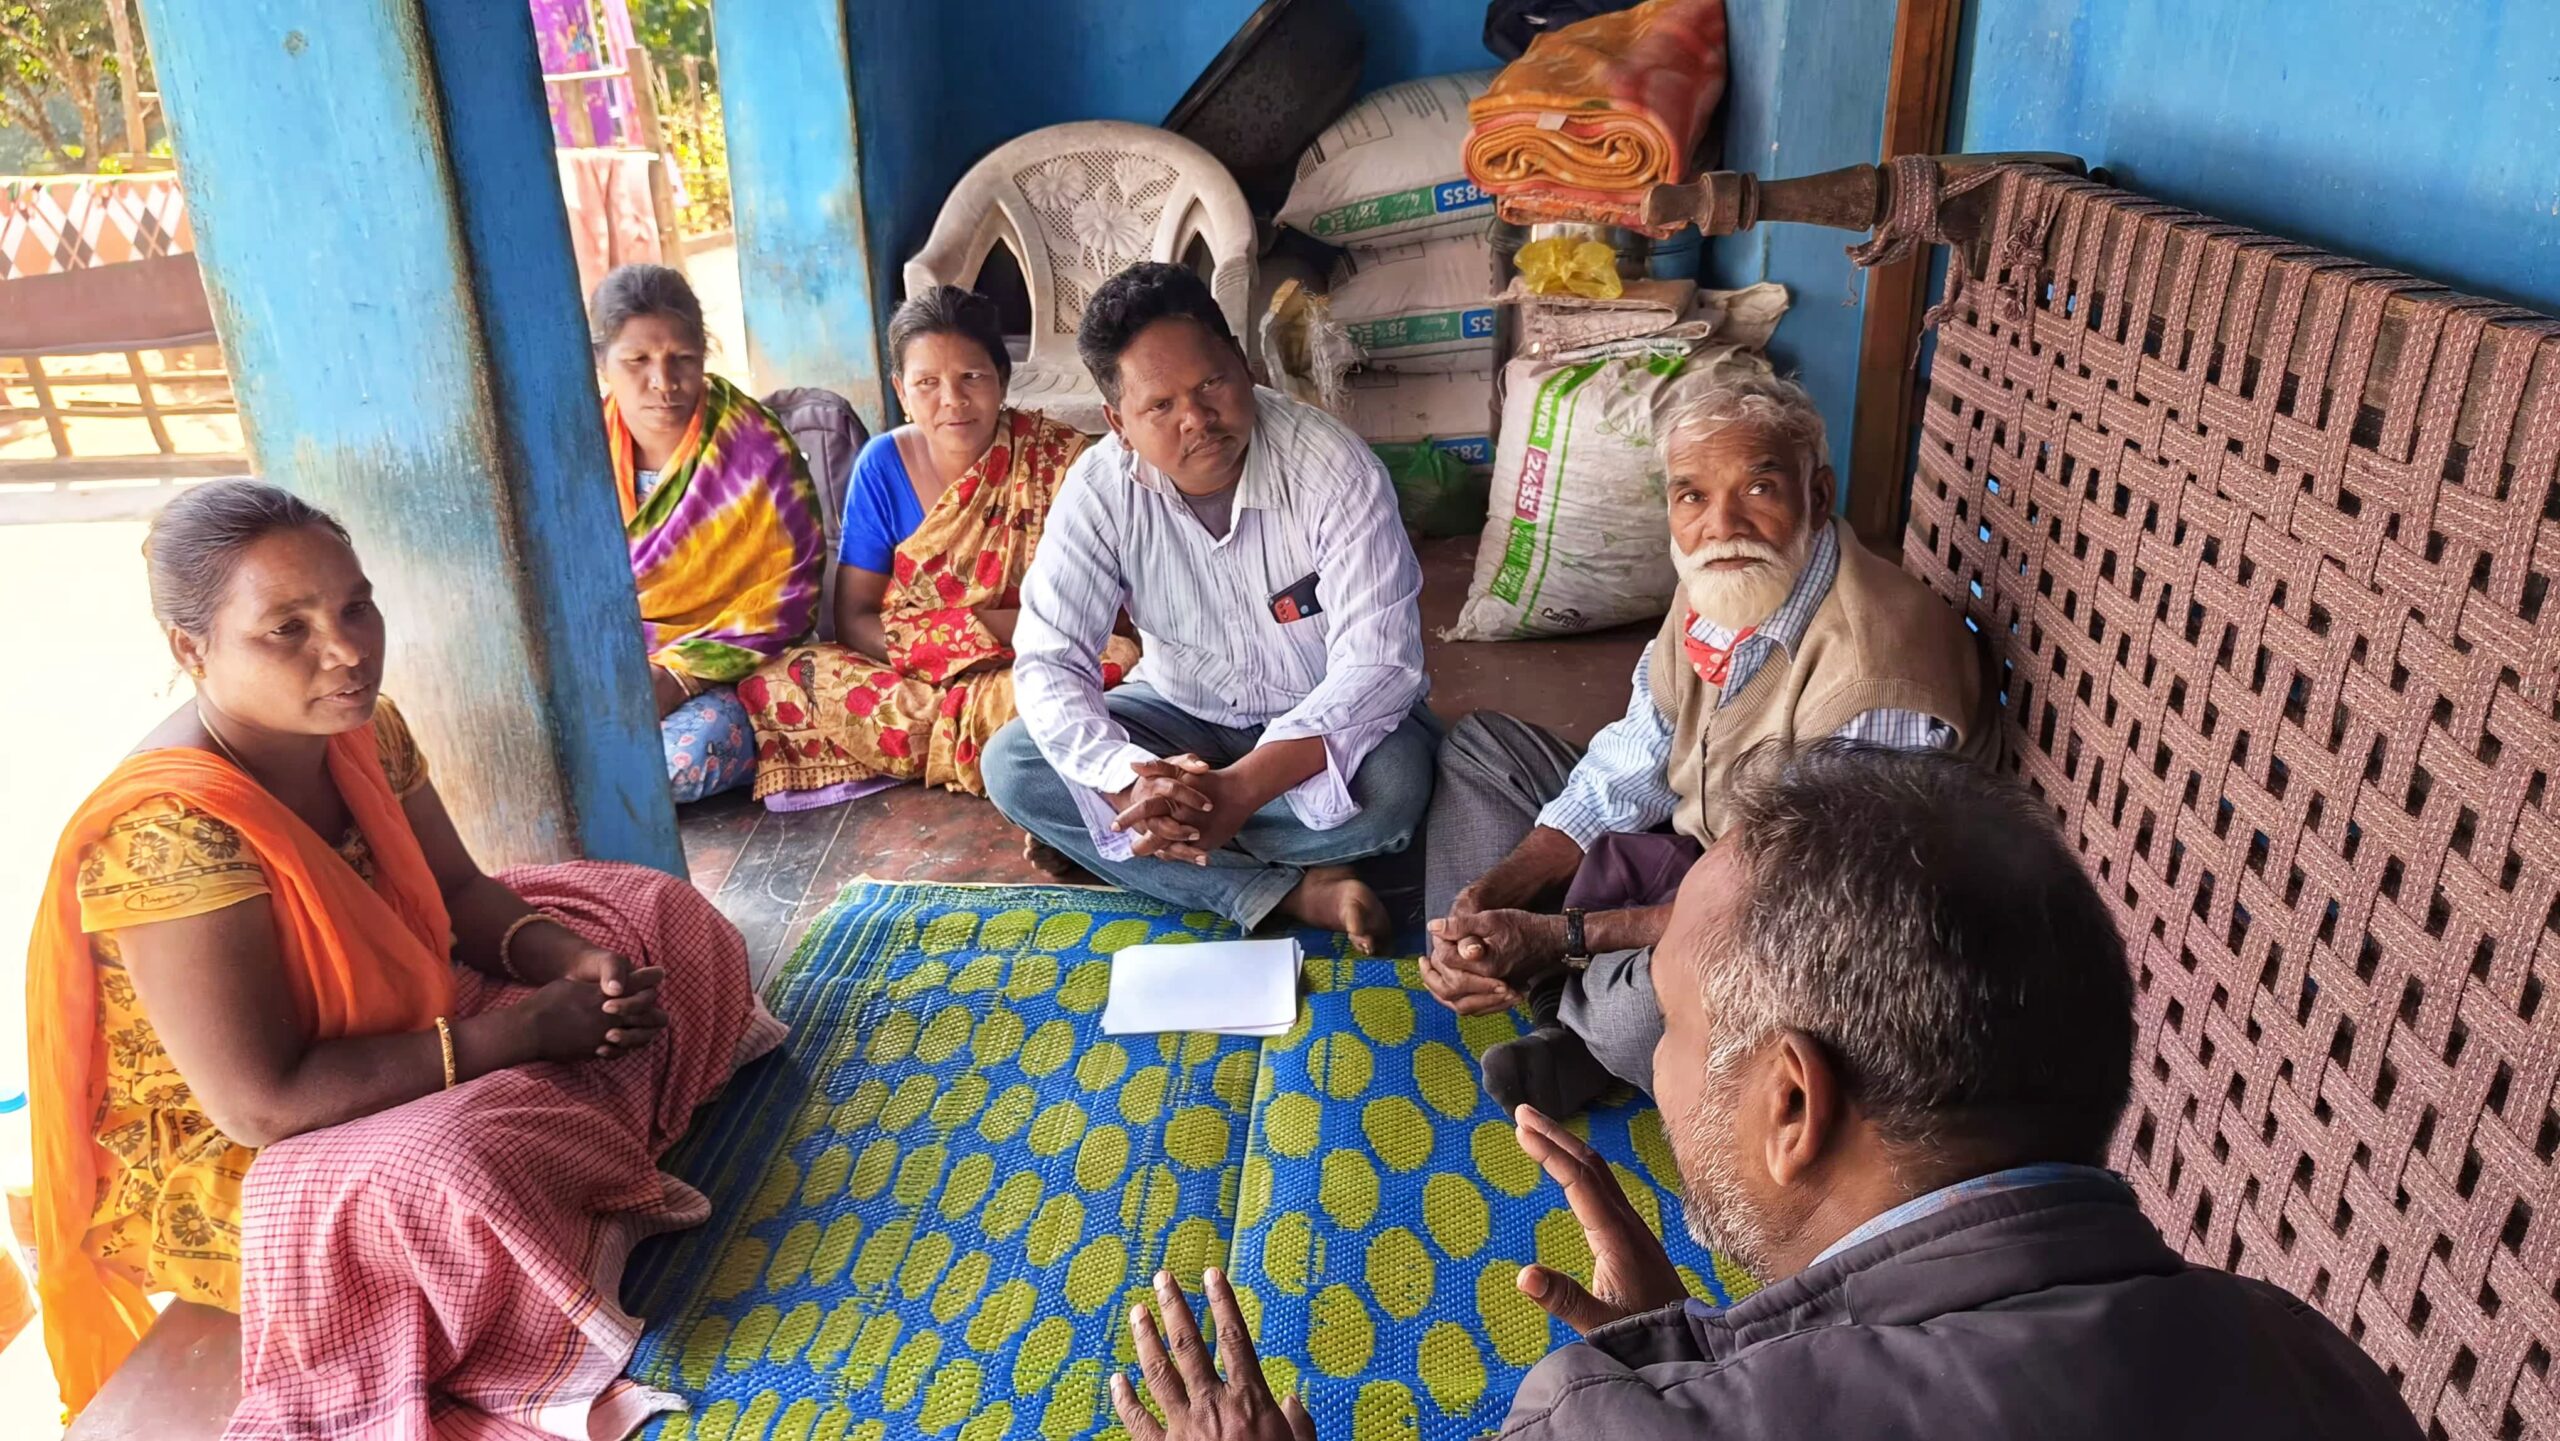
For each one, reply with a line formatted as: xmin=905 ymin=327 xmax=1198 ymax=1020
xmin=123 ymin=349 xmax=174 ymax=453
xmin=682 ymin=53 xmax=705 ymax=146
xmin=22 ymin=357 xmax=71 ymax=458
xmin=106 ymin=0 xmax=150 ymax=159
xmin=1844 ymin=0 xmax=1965 ymax=550
xmin=562 ymin=76 xmax=596 ymax=148
xmin=624 ymin=45 xmax=689 ymax=275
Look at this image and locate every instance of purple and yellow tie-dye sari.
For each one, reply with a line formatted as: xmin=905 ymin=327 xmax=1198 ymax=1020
xmin=606 ymin=375 xmax=825 ymax=684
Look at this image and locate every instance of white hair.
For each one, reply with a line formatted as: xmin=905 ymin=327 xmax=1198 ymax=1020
xmin=1653 ymin=368 xmax=1831 ymax=473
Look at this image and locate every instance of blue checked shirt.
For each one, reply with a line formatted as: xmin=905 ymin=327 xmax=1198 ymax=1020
xmin=1014 ymin=388 xmax=1429 ymax=862
xmin=1538 ymin=523 xmax=1958 ymax=848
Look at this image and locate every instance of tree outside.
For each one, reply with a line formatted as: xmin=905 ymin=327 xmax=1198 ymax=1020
xmin=630 ymin=0 xmax=726 ymax=234
xmin=630 ymin=0 xmax=710 ymax=83
xmin=0 ymin=0 xmax=164 ymax=173
xmin=1 ymin=2 xmax=719 ymax=191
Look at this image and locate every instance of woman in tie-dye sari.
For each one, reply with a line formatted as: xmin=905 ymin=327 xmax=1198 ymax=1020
xmin=592 ymin=264 xmax=825 ymax=802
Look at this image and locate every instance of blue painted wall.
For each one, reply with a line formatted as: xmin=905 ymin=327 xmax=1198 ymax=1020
xmin=1347 ymin=0 xmax=1498 ymax=92
xmin=840 ymin=0 xmax=1902 ymax=488
xmin=1951 ymin=0 xmax=2560 ymax=316
xmin=844 ymin=0 xmax=1503 ymax=399
xmin=847 ymin=0 xmax=1256 ymax=370
xmin=1705 ymin=0 xmax=1898 ymax=503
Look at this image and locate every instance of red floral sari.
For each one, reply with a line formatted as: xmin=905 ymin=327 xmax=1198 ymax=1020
xmin=742 ymin=408 xmax=1136 ymax=797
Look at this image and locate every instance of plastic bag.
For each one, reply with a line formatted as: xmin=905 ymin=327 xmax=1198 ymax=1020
xmin=1381 ymin=441 xmax=1494 ymax=538
xmin=1258 ymin=279 xmax=1360 ymax=412
xmin=1514 ymin=236 xmax=1625 ymax=299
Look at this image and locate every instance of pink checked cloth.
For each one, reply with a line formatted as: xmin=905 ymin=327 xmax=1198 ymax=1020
xmin=223 ymin=861 xmax=787 ymax=1441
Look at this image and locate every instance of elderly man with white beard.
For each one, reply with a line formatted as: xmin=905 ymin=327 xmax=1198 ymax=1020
xmin=1418 ymin=372 xmax=1987 ymax=1118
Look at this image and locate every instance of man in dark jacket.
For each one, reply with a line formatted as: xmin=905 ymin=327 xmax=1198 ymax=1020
xmin=1102 ymin=743 xmax=2425 ymax=1441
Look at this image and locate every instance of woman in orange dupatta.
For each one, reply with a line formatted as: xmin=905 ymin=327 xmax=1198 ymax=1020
xmin=26 ymin=481 xmax=780 ymax=1435
xmin=743 ymin=286 xmax=1136 ymax=805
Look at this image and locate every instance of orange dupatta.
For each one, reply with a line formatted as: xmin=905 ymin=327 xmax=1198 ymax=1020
xmin=25 ymin=724 xmax=456 ymax=1412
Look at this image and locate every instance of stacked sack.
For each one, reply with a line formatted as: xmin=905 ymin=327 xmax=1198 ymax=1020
xmin=1277 ymin=72 xmax=1501 ymax=533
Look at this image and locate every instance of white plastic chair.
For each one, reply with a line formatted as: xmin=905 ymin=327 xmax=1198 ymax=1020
xmin=904 ymin=122 xmax=1257 ymax=435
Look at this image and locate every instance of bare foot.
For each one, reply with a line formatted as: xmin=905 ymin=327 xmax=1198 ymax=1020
xmin=1021 ymin=831 xmax=1088 ymax=881
xmin=1279 ymin=866 xmax=1393 ymax=955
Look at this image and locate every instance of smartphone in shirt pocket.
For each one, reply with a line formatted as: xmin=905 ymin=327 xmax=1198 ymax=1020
xmin=1268 ymin=571 xmax=1324 ymax=624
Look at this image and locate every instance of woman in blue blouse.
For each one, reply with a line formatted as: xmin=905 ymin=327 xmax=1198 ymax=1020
xmin=740 ymin=287 xmax=1135 ymax=807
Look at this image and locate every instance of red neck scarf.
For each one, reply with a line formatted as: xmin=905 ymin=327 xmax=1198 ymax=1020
xmin=1679 ymin=611 xmax=1756 ymax=689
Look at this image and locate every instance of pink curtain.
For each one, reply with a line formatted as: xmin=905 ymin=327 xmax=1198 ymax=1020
xmin=556 ymin=150 xmax=665 ymax=300
xmin=529 ymin=0 xmax=640 ymax=148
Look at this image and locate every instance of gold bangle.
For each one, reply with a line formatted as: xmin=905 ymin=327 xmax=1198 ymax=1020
xmin=659 ymin=663 xmax=698 ymax=699
xmin=497 ymin=911 xmax=548 ymax=983
xmin=435 ymin=1016 xmax=457 ymax=1090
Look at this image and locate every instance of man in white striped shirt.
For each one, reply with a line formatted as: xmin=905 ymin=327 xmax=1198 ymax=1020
xmin=985 ymin=263 xmax=1435 ymax=953
xmin=1420 ymin=371 xmax=1987 ymax=1118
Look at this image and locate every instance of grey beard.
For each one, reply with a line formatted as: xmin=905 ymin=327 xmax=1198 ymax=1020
xmin=1677 ymin=1085 xmax=1776 ymax=1281
xmin=1679 ymin=569 xmax=1792 ymax=630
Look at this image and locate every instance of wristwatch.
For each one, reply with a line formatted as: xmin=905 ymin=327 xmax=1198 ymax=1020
xmin=1561 ymin=908 xmax=1593 ymax=971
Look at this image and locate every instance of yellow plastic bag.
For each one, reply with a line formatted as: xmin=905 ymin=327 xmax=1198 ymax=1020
xmin=1515 ymin=237 xmax=1624 ymax=300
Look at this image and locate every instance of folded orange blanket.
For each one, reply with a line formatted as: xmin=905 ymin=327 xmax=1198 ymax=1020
xmin=1462 ymin=0 xmax=1729 ymax=235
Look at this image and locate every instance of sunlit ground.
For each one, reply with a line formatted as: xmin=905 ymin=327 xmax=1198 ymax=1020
xmin=0 ymin=517 xmax=165 ymax=1437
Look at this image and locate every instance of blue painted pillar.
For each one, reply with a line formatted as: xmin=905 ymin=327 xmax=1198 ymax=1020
xmin=137 ymin=0 xmax=681 ymax=874
xmin=712 ymin=0 xmax=890 ymax=432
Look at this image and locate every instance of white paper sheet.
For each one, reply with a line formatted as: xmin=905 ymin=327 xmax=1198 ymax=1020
xmin=1100 ymin=938 xmax=1302 ymax=1037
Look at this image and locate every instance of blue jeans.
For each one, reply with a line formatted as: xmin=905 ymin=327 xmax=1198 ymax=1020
xmin=663 ymin=686 xmax=758 ymax=804
xmin=983 ymin=685 xmax=1439 ymax=930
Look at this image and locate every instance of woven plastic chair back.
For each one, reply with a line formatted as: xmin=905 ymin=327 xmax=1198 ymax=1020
xmin=903 ymin=121 xmax=1255 ymax=434
xmin=1903 ymin=166 xmax=2559 ymax=1441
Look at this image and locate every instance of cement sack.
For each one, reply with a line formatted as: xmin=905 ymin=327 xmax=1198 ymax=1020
xmin=1341 ymin=367 xmax=1495 ymax=471
xmin=1448 ymin=346 xmax=1774 ymax=641
xmin=1329 ymin=238 xmax=1496 ymax=373
xmin=1279 ymin=72 xmax=1496 ymax=247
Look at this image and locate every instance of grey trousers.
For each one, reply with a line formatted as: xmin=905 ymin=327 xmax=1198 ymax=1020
xmin=1422 ymin=712 xmax=1669 ymax=1094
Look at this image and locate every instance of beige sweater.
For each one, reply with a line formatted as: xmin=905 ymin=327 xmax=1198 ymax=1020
xmin=1648 ymin=520 xmax=1988 ymax=842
